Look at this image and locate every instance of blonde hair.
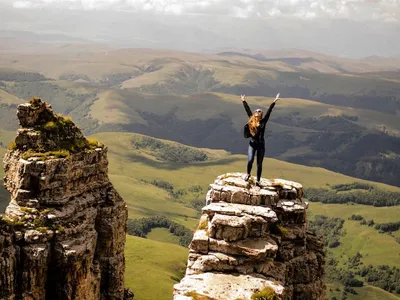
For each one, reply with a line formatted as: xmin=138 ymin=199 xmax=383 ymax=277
xmin=247 ymin=110 xmax=263 ymax=136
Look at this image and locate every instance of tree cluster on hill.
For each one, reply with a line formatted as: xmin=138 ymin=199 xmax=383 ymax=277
xmin=304 ymin=186 xmax=400 ymax=206
xmin=0 ymin=70 xmax=47 ymax=82
xmin=330 ymin=182 xmax=373 ymax=192
xmin=132 ymin=136 xmax=208 ymax=163
xmin=59 ymin=73 xmax=91 ymax=82
xmin=375 ymin=221 xmax=400 ymax=233
xmin=325 ymin=255 xmax=364 ymax=290
xmin=348 ymin=214 xmax=375 ymax=227
xmin=357 ymin=264 xmax=400 ymax=294
xmin=274 ymin=115 xmax=363 ymax=132
xmin=126 ymin=216 xmax=193 ymax=247
xmin=149 ymin=179 xmax=174 ymax=191
xmin=348 ymin=214 xmax=363 ymax=221
xmin=309 ymin=215 xmax=345 ymax=248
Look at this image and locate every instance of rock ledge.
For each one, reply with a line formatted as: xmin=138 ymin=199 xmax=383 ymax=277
xmin=0 ymin=99 xmax=132 ymax=300
xmin=173 ymin=172 xmax=325 ymax=300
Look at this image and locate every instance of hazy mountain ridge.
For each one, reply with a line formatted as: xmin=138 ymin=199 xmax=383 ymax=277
xmin=1 ymin=3 xmax=400 ymax=58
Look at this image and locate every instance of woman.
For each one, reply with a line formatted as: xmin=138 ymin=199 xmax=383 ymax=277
xmin=241 ymin=94 xmax=280 ymax=186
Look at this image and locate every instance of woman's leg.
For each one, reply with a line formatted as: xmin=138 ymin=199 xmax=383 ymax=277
xmin=256 ymin=147 xmax=265 ymax=182
xmin=247 ymin=144 xmax=256 ymax=177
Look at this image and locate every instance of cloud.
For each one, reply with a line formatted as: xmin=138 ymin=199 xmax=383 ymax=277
xmin=5 ymin=0 xmax=400 ymax=22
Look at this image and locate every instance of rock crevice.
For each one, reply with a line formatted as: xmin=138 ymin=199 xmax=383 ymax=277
xmin=0 ymin=99 xmax=132 ymax=300
xmin=174 ymin=173 xmax=325 ymax=300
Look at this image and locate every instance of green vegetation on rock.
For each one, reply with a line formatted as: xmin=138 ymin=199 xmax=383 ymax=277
xmin=184 ymin=291 xmax=215 ymax=300
xmin=11 ymin=98 xmax=104 ymax=160
xmin=251 ymin=287 xmax=278 ymax=300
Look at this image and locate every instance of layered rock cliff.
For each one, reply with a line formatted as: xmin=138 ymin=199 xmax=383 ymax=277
xmin=0 ymin=98 xmax=132 ymax=300
xmin=174 ymin=173 xmax=325 ymax=300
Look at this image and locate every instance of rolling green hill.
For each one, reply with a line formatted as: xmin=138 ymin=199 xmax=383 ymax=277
xmin=1 ymin=48 xmax=400 ymax=186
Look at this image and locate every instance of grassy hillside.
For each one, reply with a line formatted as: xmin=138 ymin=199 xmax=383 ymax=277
xmin=125 ymin=235 xmax=187 ymax=300
xmin=1 ymin=50 xmax=400 ymax=186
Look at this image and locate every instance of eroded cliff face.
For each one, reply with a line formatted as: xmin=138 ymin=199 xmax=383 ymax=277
xmin=174 ymin=173 xmax=325 ymax=300
xmin=0 ymin=99 xmax=132 ymax=300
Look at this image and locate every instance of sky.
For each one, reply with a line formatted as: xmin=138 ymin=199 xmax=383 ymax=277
xmin=4 ymin=0 xmax=400 ymax=22
xmin=1 ymin=0 xmax=399 ymax=57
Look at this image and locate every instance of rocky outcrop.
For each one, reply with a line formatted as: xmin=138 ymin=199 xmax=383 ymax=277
xmin=174 ymin=173 xmax=325 ymax=300
xmin=0 ymin=98 xmax=132 ymax=300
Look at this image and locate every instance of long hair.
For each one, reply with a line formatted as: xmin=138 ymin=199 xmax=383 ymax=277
xmin=248 ymin=110 xmax=263 ymax=136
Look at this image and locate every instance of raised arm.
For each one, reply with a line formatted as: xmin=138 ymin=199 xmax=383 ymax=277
xmin=241 ymin=95 xmax=252 ymax=117
xmin=260 ymin=102 xmax=275 ymax=124
xmin=261 ymin=94 xmax=280 ymax=124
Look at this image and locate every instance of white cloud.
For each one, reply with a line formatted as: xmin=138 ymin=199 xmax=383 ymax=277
xmin=5 ymin=0 xmax=400 ymax=22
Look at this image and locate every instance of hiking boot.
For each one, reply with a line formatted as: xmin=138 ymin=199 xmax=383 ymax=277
xmin=256 ymin=181 xmax=262 ymax=188
xmin=244 ymin=174 xmax=251 ymax=181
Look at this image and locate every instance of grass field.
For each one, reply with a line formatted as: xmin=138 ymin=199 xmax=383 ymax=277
xmin=124 ymin=235 xmax=188 ymax=300
xmin=147 ymin=228 xmax=181 ymax=245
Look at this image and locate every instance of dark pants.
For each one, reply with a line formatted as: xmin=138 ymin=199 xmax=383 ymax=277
xmin=247 ymin=142 xmax=265 ymax=182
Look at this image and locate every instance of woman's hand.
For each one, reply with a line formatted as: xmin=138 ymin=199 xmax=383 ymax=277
xmin=273 ymin=93 xmax=281 ymax=103
xmin=241 ymin=95 xmax=246 ymax=102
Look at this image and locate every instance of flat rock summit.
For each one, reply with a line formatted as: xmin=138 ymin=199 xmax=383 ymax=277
xmin=174 ymin=173 xmax=326 ymax=300
xmin=0 ymin=99 xmax=132 ymax=300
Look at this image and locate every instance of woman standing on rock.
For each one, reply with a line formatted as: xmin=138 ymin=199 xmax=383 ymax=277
xmin=241 ymin=93 xmax=281 ymax=186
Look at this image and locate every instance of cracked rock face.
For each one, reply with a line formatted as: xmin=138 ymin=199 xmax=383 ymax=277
xmin=0 ymin=99 xmax=131 ymax=300
xmin=174 ymin=172 xmax=325 ymax=300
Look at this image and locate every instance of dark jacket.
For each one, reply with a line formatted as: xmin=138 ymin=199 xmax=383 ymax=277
xmin=243 ymin=100 xmax=275 ymax=144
